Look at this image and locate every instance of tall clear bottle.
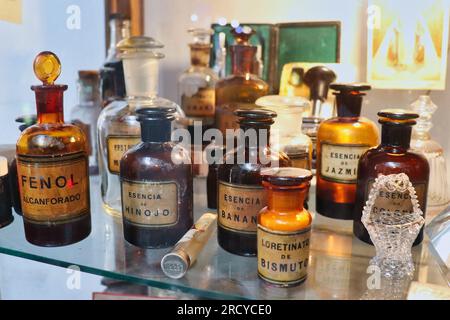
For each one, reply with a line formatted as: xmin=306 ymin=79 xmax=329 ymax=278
xmin=98 ymin=36 xmax=182 ymax=217
xmin=70 ymin=71 xmax=102 ymax=175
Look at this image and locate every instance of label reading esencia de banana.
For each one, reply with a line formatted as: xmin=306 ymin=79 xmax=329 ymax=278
xmin=121 ymin=179 xmax=179 ymax=227
xmin=258 ymin=225 xmax=311 ymax=285
xmin=17 ymin=152 xmax=90 ymax=223
xmin=218 ymin=181 xmax=266 ymax=233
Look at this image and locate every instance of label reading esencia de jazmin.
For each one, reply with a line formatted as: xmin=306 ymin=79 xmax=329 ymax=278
xmin=320 ymin=143 xmax=370 ymax=183
xmin=258 ymin=225 xmax=311 ymax=285
xmin=17 ymin=152 xmax=90 ymax=224
xmin=366 ymin=179 xmax=427 ymax=216
xmin=218 ymin=181 xmax=267 ymax=234
xmin=182 ymin=88 xmax=215 ymax=117
xmin=106 ymin=135 xmax=141 ymax=174
xmin=121 ymin=179 xmax=179 ymax=227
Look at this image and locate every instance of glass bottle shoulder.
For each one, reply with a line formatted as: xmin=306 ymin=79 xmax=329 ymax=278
xmin=216 ymin=73 xmax=268 ymax=89
xmin=17 ymin=122 xmax=87 ymax=156
xmin=259 ymin=208 xmax=312 ymax=231
xmin=318 ymin=116 xmax=379 ymax=144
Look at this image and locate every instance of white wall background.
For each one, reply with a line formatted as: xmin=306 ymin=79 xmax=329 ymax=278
xmin=0 ymin=0 xmax=105 ymax=145
xmin=144 ymin=0 xmax=450 ymax=162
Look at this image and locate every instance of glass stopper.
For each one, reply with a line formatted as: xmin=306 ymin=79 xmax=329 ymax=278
xmin=33 ymin=51 xmax=61 ymax=85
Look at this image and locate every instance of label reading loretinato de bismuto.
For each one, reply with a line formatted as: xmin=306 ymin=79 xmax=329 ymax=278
xmin=218 ymin=181 xmax=267 ymax=234
xmin=121 ymin=179 xmax=179 ymax=227
xmin=17 ymin=152 xmax=90 ymax=223
xmin=106 ymin=135 xmax=141 ymax=174
xmin=258 ymin=225 xmax=311 ymax=286
xmin=320 ymin=142 xmax=370 ymax=183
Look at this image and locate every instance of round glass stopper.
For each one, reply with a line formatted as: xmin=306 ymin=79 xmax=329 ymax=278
xmin=33 ymin=51 xmax=61 ymax=85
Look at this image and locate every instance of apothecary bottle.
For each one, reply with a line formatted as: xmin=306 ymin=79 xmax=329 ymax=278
xmin=120 ymin=107 xmax=193 ymax=248
xmin=16 ymin=52 xmax=91 ymax=246
xmin=353 ymin=109 xmax=429 ymax=245
xmin=217 ymin=109 xmax=291 ymax=256
xmin=215 ymin=28 xmax=269 ymax=135
xmin=316 ymin=84 xmax=378 ymax=219
xmin=258 ymin=167 xmax=312 ymax=287
xmin=97 ymin=36 xmax=182 ymax=217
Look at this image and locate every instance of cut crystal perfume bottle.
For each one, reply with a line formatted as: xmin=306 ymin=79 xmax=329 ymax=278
xmin=97 ymin=36 xmax=183 ymax=217
xmin=410 ymin=95 xmax=449 ymax=207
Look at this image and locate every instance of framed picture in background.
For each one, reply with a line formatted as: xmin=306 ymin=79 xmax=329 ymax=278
xmin=367 ymin=0 xmax=450 ymax=90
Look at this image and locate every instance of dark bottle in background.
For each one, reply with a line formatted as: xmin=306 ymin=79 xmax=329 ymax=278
xmin=0 ymin=156 xmax=13 ymax=228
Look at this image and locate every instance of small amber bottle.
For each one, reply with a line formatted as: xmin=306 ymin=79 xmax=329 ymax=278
xmin=316 ymin=84 xmax=379 ymax=219
xmin=16 ymin=52 xmax=91 ymax=246
xmin=120 ymin=107 xmax=193 ymax=248
xmin=217 ymin=109 xmax=291 ymax=256
xmin=258 ymin=167 xmax=312 ymax=287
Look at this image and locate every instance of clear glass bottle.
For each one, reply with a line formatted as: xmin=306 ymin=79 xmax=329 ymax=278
xmin=316 ymin=84 xmax=379 ymax=220
xmin=97 ymin=36 xmax=182 ymax=217
xmin=409 ymin=95 xmax=449 ymax=207
xmin=353 ymin=109 xmax=429 ymax=246
xmin=70 ymin=70 xmax=102 ymax=175
xmin=16 ymin=52 xmax=91 ymax=246
xmin=215 ymin=28 xmax=269 ymax=135
xmin=120 ymin=107 xmax=193 ymax=248
xmin=256 ymin=95 xmax=312 ymax=169
xmin=217 ymin=109 xmax=291 ymax=256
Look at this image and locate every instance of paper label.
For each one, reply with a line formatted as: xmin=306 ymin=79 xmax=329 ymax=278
xmin=218 ymin=181 xmax=266 ymax=234
xmin=121 ymin=179 xmax=178 ymax=227
xmin=17 ymin=152 xmax=90 ymax=224
xmin=182 ymin=88 xmax=215 ymax=117
xmin=0 ymin=0 xmax=22 ymax=24
xmin=106 ymin=135 xmax=140 ymax=174
xmin=258 ymin=225 xmax=311 ymax=285
xmin=320 ymin=143 xmax=370 ymax=183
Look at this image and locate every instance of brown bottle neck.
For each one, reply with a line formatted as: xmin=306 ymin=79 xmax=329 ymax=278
xmin=381 ymin=123 xmax=412 ymax=150
xmin=335 ymin=94 xmax=363 ymax=118
xmin=266 ymin=186 xmax=307 ymax=212
xmin=32 ymin=85 xmax=67 ymax=124
xmin=190 ymin=44 xmax=211 ymax=67
xmin=231 ymin=45 xmax=256 ymax=75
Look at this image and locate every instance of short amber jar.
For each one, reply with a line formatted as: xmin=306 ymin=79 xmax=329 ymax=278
xmin=257 ymin=167 xmax=312 ymax=287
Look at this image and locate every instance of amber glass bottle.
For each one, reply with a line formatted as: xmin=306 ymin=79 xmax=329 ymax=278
xmin=316 ymin=84 xmax=379 ymax=219
xmin=258 ymin=167 xmax=312 ymax=287
xmin=215 ymin=28 xmax=269 ymax=134
xmin=120 ymin=107 xmax=193 ymax=248
xmin=354 ymin=109 xmax=429 ymax=245
xmin=217 ymin=109 xmax=291 ymax=256
xmin=16 ymin=52 xmax=91 ymax=246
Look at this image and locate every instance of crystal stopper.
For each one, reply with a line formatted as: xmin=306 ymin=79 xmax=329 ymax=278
xmin=33 ymin=51 xmax=61 ymax=85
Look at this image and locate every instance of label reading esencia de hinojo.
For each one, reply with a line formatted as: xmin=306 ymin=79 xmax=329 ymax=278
xmin=258 ymin=225 xmax=311 ymax=286
xmin=218 ymin=181 xmax=267 ymax=234
xmin=121 ymin=179 xmax=179 ymax=227
xmin=17 ymin=152 xmax=90 ymax=224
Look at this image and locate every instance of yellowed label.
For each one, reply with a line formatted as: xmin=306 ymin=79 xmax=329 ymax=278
xmin=367 ymin=180 xmax=427 ymax=215
xmin=0 ymin=0 xmax=22 ymax=24
xmin=321 ymin=143 xmax=370 ymax=183
xmin=218 ymin=181 xmax=266 ymax=234
xmin=258 ymin=225 xmax=311 ymax=285
xmin=106 ymin=135 xmax=140 ymax=174
xmin=121 ymin=179 xmax=178 ymax=227
xmin=182 ymin=88 xmax=215 ymax=117
xmin=17 ymin=152 xmax=90 ymax=224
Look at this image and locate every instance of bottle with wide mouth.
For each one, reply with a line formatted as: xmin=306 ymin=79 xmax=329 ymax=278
xmin=97 ymin=36 xmax=184 ymax=217
xmin=214 ymin=27 xmax=269 ymax=136
xmin=16 ymin=51 xmax=91 ymax=246
xmin=316 ymin=83 xmax=379 ymax=220
xmin=353 ymin=109 xmax=429 ymax=246
xmin=217 ymin=109 xmax=291 ymax=256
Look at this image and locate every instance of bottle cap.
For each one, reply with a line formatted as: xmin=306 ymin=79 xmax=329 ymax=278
xmin=117 ymin=36 xmax=164 ymax=58
xmin=261 ymin=167 xmax=313 ymax=186
xmin=0 ymin=157 xmax=7 ymax=176
xmin=33 ymin=51 xmax=61 ymax=85
xmin=378 ymin=109 xmax=419 ymax=125
xmin=78 ymin=70 xmax=100 ymax=81
xmin=330 ymin=83 xmax=371 ymax=94
xmin=161 ymin=251 xmax=190 ymax=279
xmin=304 ymin=66 xmax=336 ymax=102
xmin=235 ymin=109 xmax=277 ymax=127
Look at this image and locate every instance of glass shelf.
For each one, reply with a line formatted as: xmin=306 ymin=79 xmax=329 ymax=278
xmin=0 ymin=176 xmax=447 ymax=300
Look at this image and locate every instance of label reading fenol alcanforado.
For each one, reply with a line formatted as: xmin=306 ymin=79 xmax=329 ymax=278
xmin=218 ymin=181 xmax=266 ymax=234
xmin=121 ymin=179 xmax=179 ymax=227
xmin=106 ymin=135 xmax=141 ymax=174
xmin=321 ymin=143 xmax=370 ymax=183
xmin=17 ymin=152 xmax=90 ymax=224
xmin=258 ymin=225 xmax=311 ymax=286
